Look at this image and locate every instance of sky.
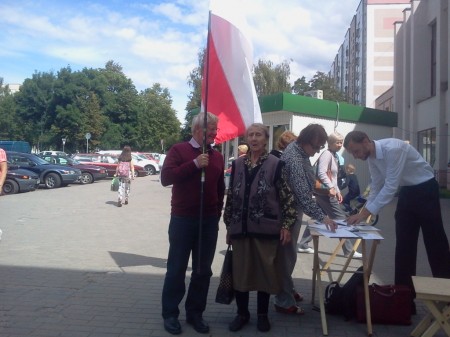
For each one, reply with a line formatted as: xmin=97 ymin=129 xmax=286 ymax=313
xmin=0 ymin=0 xmax=360 ymax=122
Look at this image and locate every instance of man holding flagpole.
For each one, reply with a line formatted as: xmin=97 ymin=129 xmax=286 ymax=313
xmin=160 ymin=112 xmax=225 ymax=335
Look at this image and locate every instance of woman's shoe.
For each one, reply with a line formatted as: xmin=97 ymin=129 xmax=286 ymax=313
xmin=294 ymin=292 xmax=304 ymax=302
xmin=274 ymin=304 xmax=305 ymax=315
xmin=228 ymin=314 xmax=250 ymax=332
xmin=257 ymin=314 xmax=271 ymax=332
xmin=117 ymin=200 xmax=122 ymax=207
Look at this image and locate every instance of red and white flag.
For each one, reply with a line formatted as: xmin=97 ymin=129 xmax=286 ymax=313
xmin=201 ymin=0 xmax=262 ymax=144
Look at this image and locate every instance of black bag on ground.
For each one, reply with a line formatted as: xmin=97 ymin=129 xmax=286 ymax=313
xmin=215 ymin=245 xmax=234 ymax=304
xmin=325 ymin=266 xmax=365 ymax=320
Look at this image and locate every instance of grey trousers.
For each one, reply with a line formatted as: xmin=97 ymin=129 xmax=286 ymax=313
xmin=273 ymin=209 xmax=303 ymax=308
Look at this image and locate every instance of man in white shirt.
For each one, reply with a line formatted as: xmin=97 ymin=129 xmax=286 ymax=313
xmin=344 ymin=131 xmax=450 ymax=306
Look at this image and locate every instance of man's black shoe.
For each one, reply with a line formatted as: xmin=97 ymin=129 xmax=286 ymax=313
xmin=186 ymin=315 xmax=210 ymax=334
xmin=164 ymin=317 xmax=182 ymax=335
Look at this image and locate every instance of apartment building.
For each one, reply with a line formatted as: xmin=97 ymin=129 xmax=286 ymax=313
xmin=393 ymin=0 xmax=449 ymax=185
xmin=330 ymin=0 xmax=410 ymax=108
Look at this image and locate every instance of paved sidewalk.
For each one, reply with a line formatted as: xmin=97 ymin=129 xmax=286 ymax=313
xmin=0 ymin=176 xmax=449 ymax=337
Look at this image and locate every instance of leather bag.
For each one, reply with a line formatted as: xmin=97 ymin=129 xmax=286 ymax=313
xmin=215 ymin=245 xmax=234 ymax=304
xmin=356 ymin=283 xmax=412 ymax=325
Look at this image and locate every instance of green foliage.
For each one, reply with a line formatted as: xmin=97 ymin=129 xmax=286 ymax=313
xmin=292 ymin=71 xmax=347 ymax=102
xmin=138 ymin=84 xmax=180 ymax=151
xmin=0 ymin=80 xmax=22 ymax=139
xmin=253 ymin=59 xmax=291 ymax=96
xmin=2 ymin=61 xmax=182 ymax=153
xmin=183 ymin=48 xmax=205 ymax=141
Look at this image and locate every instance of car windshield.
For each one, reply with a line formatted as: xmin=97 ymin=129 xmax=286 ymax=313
xmin=32 ymin=155 xmax=51 ymax=165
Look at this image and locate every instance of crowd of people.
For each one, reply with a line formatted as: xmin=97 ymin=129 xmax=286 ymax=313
xmin=156 ymin=115 xmax=450 ymax=334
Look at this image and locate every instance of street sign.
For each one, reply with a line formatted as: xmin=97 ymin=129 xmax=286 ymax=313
xmin=85 ymin=133 xmax=91 ymax=140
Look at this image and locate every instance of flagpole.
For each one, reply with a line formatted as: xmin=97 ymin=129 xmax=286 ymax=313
xmin=197 ymin=10 xmax=212 ymax=274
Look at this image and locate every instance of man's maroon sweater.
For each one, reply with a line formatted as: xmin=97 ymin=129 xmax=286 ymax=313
xmin=161 ymin=142 xmax=225 ymax=217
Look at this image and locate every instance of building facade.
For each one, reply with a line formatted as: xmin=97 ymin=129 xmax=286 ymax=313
xmin=393 ymin=0 xmax=449 ymax=186
xmin=330 ymin=0 xmax=410 ymax=108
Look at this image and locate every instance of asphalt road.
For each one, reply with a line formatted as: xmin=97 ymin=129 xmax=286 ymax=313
xmin=0 ymin=175 xmax=449 ymax=337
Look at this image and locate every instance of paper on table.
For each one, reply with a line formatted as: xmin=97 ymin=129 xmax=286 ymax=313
xmin=315 ymin=227 xmax=360 ymax=238
xmin=355 ymin=225 xmax=380 ymax=231
xmin=355 ymin=231 xmax=384 ymax=240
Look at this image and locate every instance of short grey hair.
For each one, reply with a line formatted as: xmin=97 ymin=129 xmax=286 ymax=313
xmin=328 ymin=131 xmax=344 ymax=144
xmin=245 ymin=123 xmax=269 ymax=140
xmin=191 ymin=112 xmax=219 ymax=134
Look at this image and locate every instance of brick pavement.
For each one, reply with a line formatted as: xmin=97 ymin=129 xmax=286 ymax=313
xmin=0 ymin=175 xmax=448 ymax=336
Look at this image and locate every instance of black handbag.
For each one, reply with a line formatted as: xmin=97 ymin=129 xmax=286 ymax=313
xmin=215 ymin=245 xmax=234 ymax=304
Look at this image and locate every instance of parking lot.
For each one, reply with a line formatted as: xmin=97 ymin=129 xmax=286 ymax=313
xmin=0 ymin=175 xmax=449 ymax=336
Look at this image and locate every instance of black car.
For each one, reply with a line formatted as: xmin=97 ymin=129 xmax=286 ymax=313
xmin=39 ymin=154 xmax=108 ymax=184
xmin=3 ymin=166 xmax=40 ymax=195
xmin=6 ymin=151 xmax=82 ymax=189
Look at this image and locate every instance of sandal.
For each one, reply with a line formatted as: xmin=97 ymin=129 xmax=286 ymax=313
xmin=274 ymin=304 xmax=306 ymax=315
xmin=294 ymin=292 xmax=304 ymax=302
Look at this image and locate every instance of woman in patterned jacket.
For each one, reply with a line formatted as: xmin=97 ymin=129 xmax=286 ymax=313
xmin=223 ymin=123 xmax=297 ymax=333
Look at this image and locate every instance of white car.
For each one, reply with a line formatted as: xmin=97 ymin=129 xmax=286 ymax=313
xmin=132 ymin=153 xmax=160 ymax=175
xmin=39 ymin=151 xmax=68 ymax=157
xmin=97 ymin=150 xmax=159 ymax=175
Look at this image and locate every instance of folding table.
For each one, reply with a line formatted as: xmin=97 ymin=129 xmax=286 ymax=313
xmin=309 ymin=221 xmax=382 ymax=336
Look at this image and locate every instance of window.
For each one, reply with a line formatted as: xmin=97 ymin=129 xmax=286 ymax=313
xmin=272 ymin=125 xmax=290 ymax=150
xmin=418 ymin=128 xmax=436 ymax=166
xmin=430 ymin=22 xmax=437 ymax=97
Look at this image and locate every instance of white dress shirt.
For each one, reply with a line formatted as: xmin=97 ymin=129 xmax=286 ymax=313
xmin=366 ymin=138 xmax=435 ymax=215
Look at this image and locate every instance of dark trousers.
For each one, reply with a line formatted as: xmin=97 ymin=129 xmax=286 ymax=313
xmin=395 ymin=178 xmax=450 ymax=293
xmin=161 ymin=215 xmax=219 ymax=319
xmin=235 ymin=290 xmax=270 ymax=316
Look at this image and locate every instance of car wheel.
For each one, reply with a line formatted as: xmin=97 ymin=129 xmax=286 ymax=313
xmin=80 ymin=172 xmax=94 ymax=184
xmin=145 ymin=165 xmax=156 ymax=175
xmin=3 ymin=179 xmax=19 ymax=195
xmin=44 ymin=173 xmax=62 ymax=189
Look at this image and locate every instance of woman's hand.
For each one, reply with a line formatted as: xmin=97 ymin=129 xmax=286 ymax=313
xmin=322 ymin=216 xmax=337 ymax=232
xmin=328 ymin=187 xmax=337 ymax=198
xmin=280 ymin=228 xmax=291 ymax=245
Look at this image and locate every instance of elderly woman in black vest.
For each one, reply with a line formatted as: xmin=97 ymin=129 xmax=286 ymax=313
xmin=223 ymin=123 xmax=297 ymax=333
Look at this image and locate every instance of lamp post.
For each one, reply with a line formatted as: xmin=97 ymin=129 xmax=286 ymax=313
xmin=62 ymin=137 xmax=67 ymax=153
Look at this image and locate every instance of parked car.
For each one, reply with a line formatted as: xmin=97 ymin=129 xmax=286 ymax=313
xmin=6 ymin=151 xmax=82 ymax=189
xmin=71 ymin=153 xmax=147 ymax=177
xmin=137 ymin=152 xmax=159 ymax=162
xmin=3 ymin=166 xmax=40 ymax=195
xmin=39 ymin=154 xmax=108 ymax=184
xmin=39 ymin=151 xmax=68 ymax=157
xmin=97 ymin=151 xmax=159 ymax=175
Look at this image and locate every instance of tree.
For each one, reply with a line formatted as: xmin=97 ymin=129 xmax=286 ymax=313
xmin=137 ymin=83 xmax=180 ymax=151
xmin=15 ymin=71 xmax=57 ymax=149
xmin=253 ymin=59 xmax=291 ymax=96
xmin=293 ymin=71 xmax=347 ymax=102
xmin=0 ymin=79 xmax=21 ymax=139
xmin=182 ymin=48 xmax=205 ymax=141
xmin=291 ymin=76 xmax=310 ymax=95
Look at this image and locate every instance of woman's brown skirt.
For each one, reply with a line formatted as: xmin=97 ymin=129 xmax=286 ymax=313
xmin=232 ymin=237 xmax=283 ymax=294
